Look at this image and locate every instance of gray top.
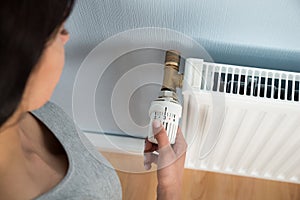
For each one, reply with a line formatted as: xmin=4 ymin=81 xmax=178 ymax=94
xmin=30 ymin=102 xmax=122 ymax=200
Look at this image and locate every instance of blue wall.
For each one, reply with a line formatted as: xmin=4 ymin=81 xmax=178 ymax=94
xmin=66 ymin=0 xmax=300 ymax=71
xmin=52 ymin=0 xmax=300 ymax=134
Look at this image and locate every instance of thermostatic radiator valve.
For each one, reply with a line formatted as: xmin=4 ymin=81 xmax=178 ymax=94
xmin=148 ymin=50 xmax=183 ymax=144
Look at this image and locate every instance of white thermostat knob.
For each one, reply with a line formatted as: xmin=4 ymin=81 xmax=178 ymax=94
xmin=148 ymin=91 xmax=182 ymax=144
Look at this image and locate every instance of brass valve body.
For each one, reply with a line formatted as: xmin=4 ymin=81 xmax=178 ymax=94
xmin=161 ymin=50 xmax=183 ymax=92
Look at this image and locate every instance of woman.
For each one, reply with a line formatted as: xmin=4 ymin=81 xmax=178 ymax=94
xmin=0 ymin=0 xmax=187 ymax=199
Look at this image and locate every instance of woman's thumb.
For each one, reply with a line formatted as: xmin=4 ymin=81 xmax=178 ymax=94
xmin=152 ymin=119 xmax=170 ymax=149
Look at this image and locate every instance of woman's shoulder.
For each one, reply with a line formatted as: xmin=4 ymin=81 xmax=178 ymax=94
xmin=31 ymin=101 xmax=70 ymax=120
xmin=30 ymin=101 xmax=75 ymax=131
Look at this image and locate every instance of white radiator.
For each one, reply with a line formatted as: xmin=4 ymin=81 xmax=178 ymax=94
xmin=182 ymin=58 xmax=300 ymax=184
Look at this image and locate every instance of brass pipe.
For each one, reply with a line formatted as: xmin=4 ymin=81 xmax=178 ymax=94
xmin=161 ymin=50 xmax=183 ymax=92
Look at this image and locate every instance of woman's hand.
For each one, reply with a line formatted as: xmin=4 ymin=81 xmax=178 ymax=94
xmin=144 ymin=120 xmax=187 ymax=200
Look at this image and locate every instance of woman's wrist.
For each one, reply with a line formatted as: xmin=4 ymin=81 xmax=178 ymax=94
xmin=157 ymin=183 xmax=182 ymax=200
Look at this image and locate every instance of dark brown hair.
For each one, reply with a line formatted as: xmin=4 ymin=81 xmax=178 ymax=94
xmin=0 ymin=0 xmax=75 ymax=126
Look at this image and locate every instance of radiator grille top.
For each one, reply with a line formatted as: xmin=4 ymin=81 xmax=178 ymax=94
xmin=184 ymin=58 xmax=300 ymax=102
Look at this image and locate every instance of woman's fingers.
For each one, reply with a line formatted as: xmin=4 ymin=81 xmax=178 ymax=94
xmin=152 ymin=120 xmax=177 ymax=169
xmin=144 ymin=139 xmax=159 ymax=170
xmin=143 ymin=121 xmax=187 ymax=198
xmin=144 ymin=151 xmax=158 ymax=170
xmin=144 ymin=138 xmax=158 ymax=153
xmin=144 ymin=120 xmax=187 ymax=170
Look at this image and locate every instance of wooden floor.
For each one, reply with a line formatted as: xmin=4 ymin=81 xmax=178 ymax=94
xmin=100 ymin=150 xmax=300 ymax=200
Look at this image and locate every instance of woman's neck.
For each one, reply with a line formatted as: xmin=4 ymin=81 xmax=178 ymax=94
xmin=0 ymin=105 xmax=27 ymax=163
xmin=0 ymin=105 xmax=39 ymax=174
xmin=0 ymin=119 xmax=24 ymax=172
